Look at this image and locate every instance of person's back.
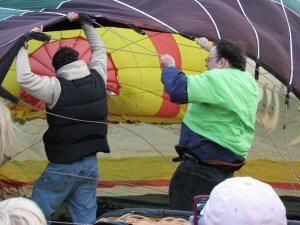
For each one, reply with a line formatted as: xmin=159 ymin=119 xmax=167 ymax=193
xmin=43 ymin=49 xmax=109 ymax=163
xmin=16 ymin=12 xmax=109 ymax=224
xmin=0 ymin=197 xmax=47 ymax=225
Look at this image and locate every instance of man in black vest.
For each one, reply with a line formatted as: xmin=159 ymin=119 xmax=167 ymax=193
xmin=16 ymin=12 xmax=109 ymax=224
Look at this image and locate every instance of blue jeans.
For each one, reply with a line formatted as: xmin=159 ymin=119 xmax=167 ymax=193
xmin=32 ymin=154 xmax=100 ymax=224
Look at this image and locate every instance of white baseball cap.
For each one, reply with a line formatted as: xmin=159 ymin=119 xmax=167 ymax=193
xmin=200 ymin=176 xmax=287 ymax=225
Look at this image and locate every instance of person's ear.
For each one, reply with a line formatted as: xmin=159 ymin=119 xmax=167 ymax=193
xmin=217 ymin=57 xmax=225 ymax=68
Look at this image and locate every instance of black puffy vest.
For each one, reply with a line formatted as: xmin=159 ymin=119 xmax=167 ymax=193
xmin=43 ymin=69 xmax=110 ymax=163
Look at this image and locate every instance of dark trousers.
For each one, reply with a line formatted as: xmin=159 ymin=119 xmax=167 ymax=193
xmin=169 ymin=159 xmax=233 ymax=211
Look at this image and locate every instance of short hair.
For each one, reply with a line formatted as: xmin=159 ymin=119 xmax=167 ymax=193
xmin=52 ymin=46 xmax=79 ymax=71
xmin=0 ymin=100 xmax=15 ymax=163
xmin=0 ymin=197 xmax=47 ymax=225
xmin=214 ymin=39 xmax=246 ymax=71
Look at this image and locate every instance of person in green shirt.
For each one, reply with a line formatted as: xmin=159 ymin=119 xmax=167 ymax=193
xmin=160 ymin=38 xmax=259 ymax=211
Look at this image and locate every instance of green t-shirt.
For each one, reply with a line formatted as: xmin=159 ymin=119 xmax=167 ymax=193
xmin=184 ymin=68 xmax=259 ymax=158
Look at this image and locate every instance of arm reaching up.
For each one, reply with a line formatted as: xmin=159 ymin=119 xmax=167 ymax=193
xmin=195 ymin=37 xmax=212 ymax=51
xmin=69 ymin=12 xmax=108 ymax=85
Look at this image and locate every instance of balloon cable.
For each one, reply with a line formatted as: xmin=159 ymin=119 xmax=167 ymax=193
xmin=18 ymin=100 xmax=176 ymax=169
xmin=257 ymin=112 xmax=300 ymax=187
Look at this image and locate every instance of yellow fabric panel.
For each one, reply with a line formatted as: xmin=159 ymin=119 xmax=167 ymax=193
xmin=104 ymin=27 xmax=159 ymax=68
xmin=0 ymin=160 xmax=46 ymax=182
xmin=100 ymin=156 xmax=175 ymax=181
xmin=173 ymin=104 xmax=187 ymax=122
xmin=27 ymin=39 xmax=44 ymax=55
xmin=238 ymin=160 xmax=300 ymax=183
xmin=1 ymin=158 xmax=299 ymax=185
xmin=46 ymin=30 xmax=64 ymax=42
xmin=11 ymin=105 xmax=46 ymax=120
xmin=106 ymin=28 xmax=164 ymax=117
xmin=59 ymin=29 xmax=81 ymax=39
xmin=108 ymin=68 xmax=163 ymax=116
xmin=173 ymin=35 xmax=207 ymax=74
xmin=0 ymin=156 xmax=175 ymax=183
xmin=4 ymin=27 xmax=207 ymax=122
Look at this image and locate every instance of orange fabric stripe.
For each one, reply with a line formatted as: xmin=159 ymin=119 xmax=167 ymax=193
xmin=99 ymin=179 xmax=170 ymax=188
xmin=266 ymin=182 xmax=300 ymax=190
xmin=1 ymin=179 xmax=300 ymax=190
xmin=147 ymin=31 xmax=182 ymax=118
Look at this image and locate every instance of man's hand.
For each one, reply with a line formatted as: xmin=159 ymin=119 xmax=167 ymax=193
xmin=25 ymin=25 xmax=43 ymax=49
xmin=67 ymin=12 xmax=80 ymax=22
xmin=195 ymin=37 xmax=212 ymax=51
xmin=160 ymin=54 xmax=176 ymax=68
xmin=30 ymin=25 xmax=43 ymax=33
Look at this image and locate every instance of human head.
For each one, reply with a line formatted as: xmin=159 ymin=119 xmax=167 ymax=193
xmin=52 ymin=46 xmax=79 ymax=71
xmin=199 ymin=177 xmax=287 ymax=225
xmin=0 ymin=100 xmax=15 ymax=162
xmin=205 ymin=39 xmax=246 ymax=71
xmin=0 ymin=197 xmax=47 ymax=225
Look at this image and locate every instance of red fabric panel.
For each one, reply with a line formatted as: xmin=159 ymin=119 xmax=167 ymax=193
xmin=107 ymin=53 xmax=120 ymax=95
xmin=23 ymin=37 xmax=120 ymax=109
xmin=147 ymin=31 xmax=182 ymax=118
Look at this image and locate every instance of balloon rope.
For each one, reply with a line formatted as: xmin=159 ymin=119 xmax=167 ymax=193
xmin=246 ymin=62 xmax=299 ymax=106
xmin=11 ymin=160 xmax=168 ymax=195
xmin=40 ymin=23 xmax=298 ymax=104
xmin=93 ymin=21 xmax=161 ymax=57
xmin=257 ymin=112 xmax=300 ymax=187
xmin=50 ymin=36 xmax=299 ymax=107
xmin=10 ymin=140 xmax=42 ymax=159
xmin=18 ymin=100 xmax=176 ymax=169
xmin=256 ymin=81 xmax=298 ymax=107
xmin=49 ymin=37 xmax=158 ymax=57
xmin=108 ymin=32 xmax=200 ymax=55
xmin=18 ymin=26 xmax=300 ymax=189
xmin=153 ymin=35 xmax=199 ymax=49
xmin=284 ymin=104 xmax=300 ymax=177
xmin=49 ymin=28 xmax=293 ymax=100
xmin=107 ymin=31 xmax=161 ymax=54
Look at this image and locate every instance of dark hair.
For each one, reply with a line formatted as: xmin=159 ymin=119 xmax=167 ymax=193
xmin=214 ymin=40 xmax=246 ymax=71
xmin=52 ymin=47 xmax=79 ymax=71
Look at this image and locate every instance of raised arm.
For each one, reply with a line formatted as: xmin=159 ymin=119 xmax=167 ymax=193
xmin=195 ymin=37 xmax=212 ymax=51
xmin=16 ymin=25 xmax=61 ymax=108
xmin=67 ymin=12 xmax=108 ymax=85
xmin=160 ymin=54 xmax=188 ymax=104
